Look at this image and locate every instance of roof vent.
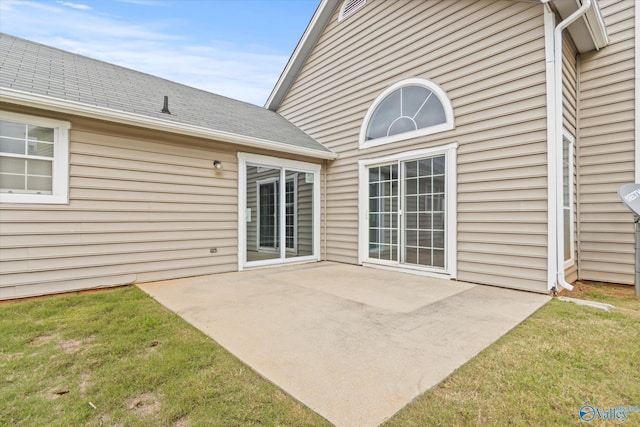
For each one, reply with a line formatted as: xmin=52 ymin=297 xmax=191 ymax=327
xmin=339 ymin=0 xmax=366 ymax=22
xmin=161 ymin=95 xmax=171 ymax=114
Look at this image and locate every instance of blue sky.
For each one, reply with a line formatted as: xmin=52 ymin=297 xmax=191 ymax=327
xmin=0 ymin=0 xmax=320 ymax=105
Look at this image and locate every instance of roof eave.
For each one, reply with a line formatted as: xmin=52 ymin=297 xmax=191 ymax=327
xmin=1 ymin=88 xmax=338 ymax=160
xmin=265 ymin=0 xmax=340 ymax=111
xmin=548 ymin=0 xmax=609 ymax=52
xmin=582 ymin=0 xmax=609 ymax=50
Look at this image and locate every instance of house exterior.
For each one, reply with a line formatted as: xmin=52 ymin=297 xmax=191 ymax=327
xmin=267 ymin=0 xmax=638 ymax=293
xmin=0 ymin=33 xmax=335 ymax=299
xmin=0 ymin=0 xmax=637 ymax=299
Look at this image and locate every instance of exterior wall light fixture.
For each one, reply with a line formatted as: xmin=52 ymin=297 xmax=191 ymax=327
xmin=213 ymin=160 xmax=223 ymax=170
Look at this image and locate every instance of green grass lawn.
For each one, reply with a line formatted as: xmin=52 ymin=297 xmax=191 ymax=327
xmin=384 ymin=282 xmax=640 ymax=426
xmin=1 ymin=282 xmax=638 ymax=426
xmin=0 ymin=287 xmax=329 ymax=426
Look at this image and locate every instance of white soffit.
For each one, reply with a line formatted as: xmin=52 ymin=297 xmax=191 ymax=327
xmin=551 ymin=0 xmax=609 ymax=52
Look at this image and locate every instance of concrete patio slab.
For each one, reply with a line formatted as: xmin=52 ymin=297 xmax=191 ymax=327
xmin=138 ymin=262 xmax=550 ymax=427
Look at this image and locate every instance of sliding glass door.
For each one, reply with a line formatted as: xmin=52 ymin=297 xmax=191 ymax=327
xmin=258 ymin=178 xmax=279 ymax=251
xmin=368 ymin=164 xmax=398 ymax=261
xmin=240 ymin=154 xmax=320 ymax=268
xmin=364 ymin=150 xmax=453 ymax=274
xmin=402 ymin=156 xmax=446 ymax=268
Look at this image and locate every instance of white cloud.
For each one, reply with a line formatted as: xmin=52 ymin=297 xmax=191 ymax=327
xmin=57 ymin=1 xmax=92 ymax=10
xmin=0 ymin=0 xmax=289 ymax=106
xmin=112 ymin=0 xmax=162 ymax=5
xmin=52 ymin=37 xmax=288 ymax=105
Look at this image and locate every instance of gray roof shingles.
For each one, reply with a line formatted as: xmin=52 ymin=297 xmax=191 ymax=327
xmin=0 ymin=33 xmax=332 ymax=156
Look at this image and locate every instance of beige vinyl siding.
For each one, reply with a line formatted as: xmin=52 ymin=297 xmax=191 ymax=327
xmin=0 ymin=108 xmax=239 ymax=299
xmin=577 ymin=0 xmax=635 ymax=284
xmin=278 ymin=0 xmax=550 ymax=292
xmin=563 ymin=34 xmax=579 ymax=283
xmin=562 ymin=36 xmax=579 ymax=136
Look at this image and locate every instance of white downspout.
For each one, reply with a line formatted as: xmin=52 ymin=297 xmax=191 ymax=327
xmin=547 ymin=0 xmax=593 ymax=292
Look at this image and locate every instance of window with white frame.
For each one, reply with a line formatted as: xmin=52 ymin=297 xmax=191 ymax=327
xmin=358 ymin=143 xmax=458 ymax=279
xmin=562 ymin=131 xmax=575 ymax=266
xmin=339 ymin=0 xmax=366 ymax=21
xmin=239 ymin=153 xmax=321 ymax=270
xmin=0 ymin=111 xmax=70 ymax=204
xmin=360 ymin=78 xmax=454 ymax=149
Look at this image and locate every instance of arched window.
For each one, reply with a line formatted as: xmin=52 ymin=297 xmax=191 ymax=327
xmin=360 ymin=78 xmax=454 ymax=149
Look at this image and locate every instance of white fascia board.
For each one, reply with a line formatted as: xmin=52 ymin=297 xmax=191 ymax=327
xmin=548 ymin=0 xmax=609 ymax=52
xmin=265 ymin=0 xmax=340 ymax=111
xmin=583 ymin=0 xmax=609 ymax=50
xmin=1 ymin=88 xmax=337 ymax=160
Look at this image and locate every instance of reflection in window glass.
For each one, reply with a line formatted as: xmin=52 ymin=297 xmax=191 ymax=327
xmin=365 ymin=85 xmax=446 ymax=141
xmin=1 ymin=119 xmax=55 ymax=195
xmin=245 ymin=165 xmax=315 ymax=263
xmin=246 ymin=165 xmax=280 ymax=262
xmin=286 ymin=170 xmax=314 ymax=259
xmin=368 ymin=163 xmax=398 ymax=261
xmin=403 ymin=155 xmax=446 ymax=268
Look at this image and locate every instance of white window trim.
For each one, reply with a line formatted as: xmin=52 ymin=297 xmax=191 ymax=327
xmin=563 ymin=130 xmax=575 ymax=269
xmin=357 ymin=143 xmax=458 ymax=279
xmin=237 ymin=152 xmax=321 ymax=271
xmin=285 ymin=173 xmax=299 ymax=254
xmin=256 ymin=177 xmax=279 ymax=253
xmin=254 ymin=174 xmax=299 ymax=254
xmin=0 ymin=111 xmax=70 ymax=204
xmin=359 ymin=78 xmax=454 ymax=150
xmin=338 ymin=0 xmax=366 ymax=22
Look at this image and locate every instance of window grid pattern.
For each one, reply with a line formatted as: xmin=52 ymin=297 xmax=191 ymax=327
xmin=0 ymin=120 xmax=55 ymax=194
xmin=365 ymin=85 xmax=446 ymax=141
xmin=259 ymin=182 xmax=278 ymax=248
xmin=285 ymin=179 xmax=295 ymax=250
xmin=368 ymin=164 xmax=398 ymax=261
xmin=403 ymin=156 xmax=446 ymax=268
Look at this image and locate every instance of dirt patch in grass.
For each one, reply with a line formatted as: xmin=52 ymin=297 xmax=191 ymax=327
xmin=0 ymin=286 xmax=333 ymax=426
xmin=59 ymin=338 xmax=83 ymax=354
xmin=143 ymin=340 xmax=160 ymax=359
xmin=79 ymin=372 xmax=90 ymax=398
xmin=561 ymin=280 xmax=639 ymax=319
xmin=62 ymin=334 xmax=96 ymax=354
xmin=27 ymin=333 xmax=95 ymax=354
xmin=563 ymin=280 xmax=636 ymax=299
xmin=45 ymin=386 xmax=70 ymax=400
xmin=127 ymin=392 xmax=161 ymax=418
xmin=6 ymin=352 xmax=24 ymax=361
xmin=97 ymin=413 xmax=121 ymax=427
xmin=173 ymin=415 xmax=189 ymax=426
xmin=29 ymin=334 xmax=55 ymax=346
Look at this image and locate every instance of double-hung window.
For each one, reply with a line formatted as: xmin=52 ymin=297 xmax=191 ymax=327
xmin=0 ymin=111 xmax=70 ymax=204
